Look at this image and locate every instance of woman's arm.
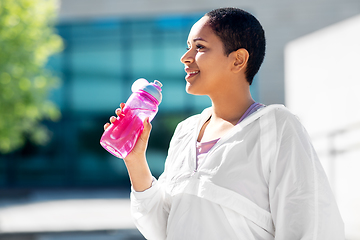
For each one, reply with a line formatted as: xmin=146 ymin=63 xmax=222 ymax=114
xmin=104 ymin=103 xmax=153 ymax=191
xmin=268 ymin=111 xmax=344 ymax=240
xmin=104 ymin=103 xmax=168 ymax=239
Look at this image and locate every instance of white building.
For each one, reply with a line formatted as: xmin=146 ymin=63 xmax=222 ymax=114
xmin=286 ymin=14 xmax=360 ymax=240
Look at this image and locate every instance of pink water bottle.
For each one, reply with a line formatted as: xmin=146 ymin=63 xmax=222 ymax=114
xmin=100 ymin=78 xmax=163 ymax=159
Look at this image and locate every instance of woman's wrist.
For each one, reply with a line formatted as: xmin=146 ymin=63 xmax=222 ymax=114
xmin=124 ymin=155 xmax=153 ymax=192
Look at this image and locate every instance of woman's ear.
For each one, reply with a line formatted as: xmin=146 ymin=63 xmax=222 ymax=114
xmin=231 ymin=48 xmax=249 ymax=73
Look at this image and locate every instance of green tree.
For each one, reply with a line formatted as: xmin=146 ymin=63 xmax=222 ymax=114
xmin=0 ymin=0 xmax=63 ymax=154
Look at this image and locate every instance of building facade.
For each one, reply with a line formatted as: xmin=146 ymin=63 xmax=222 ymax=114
xmin=1 ymin=0 xmax=359 ymax=189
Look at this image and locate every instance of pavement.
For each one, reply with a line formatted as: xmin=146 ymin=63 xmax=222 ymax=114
xmin=0 ymin=189 xmax=145 ymax=239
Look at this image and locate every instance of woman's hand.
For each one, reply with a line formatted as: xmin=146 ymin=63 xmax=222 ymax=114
xmin=103 ymin=103 xmax=153 ymax=191
xmin=103 ymin=103 xmax=152 ymax=162
xmin=103 ymin=103 xmax=124 ymax=131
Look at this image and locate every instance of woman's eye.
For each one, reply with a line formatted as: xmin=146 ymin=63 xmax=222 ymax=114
xmin=185 ymin=45 xmax=205 ymax=51
xmin=196 ymin=45 xmax=204 ymax=50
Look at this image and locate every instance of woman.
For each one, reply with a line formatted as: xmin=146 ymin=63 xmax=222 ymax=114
xmin=104 ymin=7 xmax=344 ymax=240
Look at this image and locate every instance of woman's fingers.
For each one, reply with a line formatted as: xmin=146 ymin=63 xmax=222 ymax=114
xmin=104 ymin=103 xmax=125 ymax=131
xmin=104 ymin=116 xmax=116 ymax=131
xmin=115 ymin=103 xmax=125 ymax=116
xmin=104 ymin=123 xmax=110 ymax=131
xmin=124 ymin=117 xmax=152 ymax=161
xmin=110 ymin=116 xmax=117 ymax=123
xmin=115 ymin=108 xmax=121 ymax=116
xmin=103 ymin=103 xmax=125 ymax=131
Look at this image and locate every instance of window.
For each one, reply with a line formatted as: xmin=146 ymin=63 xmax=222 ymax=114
xmin=1 ymin=14 xmax=259 ymax=188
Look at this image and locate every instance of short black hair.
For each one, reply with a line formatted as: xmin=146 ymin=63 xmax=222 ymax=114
xmin=205 ymin=8 xmax=266 ymax=85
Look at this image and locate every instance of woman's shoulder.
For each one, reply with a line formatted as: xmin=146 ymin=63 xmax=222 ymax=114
xmin=259 ymin=104 xmax=300 ymax=123
xmin=260 ymin=104 xmax=307 ymax=136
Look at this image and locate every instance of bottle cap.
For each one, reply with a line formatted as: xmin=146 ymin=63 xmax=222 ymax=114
xmin=131 ymin=78 xmax=163 ymax=103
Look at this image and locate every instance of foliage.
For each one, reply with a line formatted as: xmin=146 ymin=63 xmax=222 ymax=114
xmin=0 ymin=0 xmax=63 ymax=154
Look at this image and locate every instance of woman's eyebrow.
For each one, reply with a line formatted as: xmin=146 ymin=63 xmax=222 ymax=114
xmin=186 ymin=37 xmax=207 ymax=46
xmin=193 ymin=37 xmax=207 ymax=42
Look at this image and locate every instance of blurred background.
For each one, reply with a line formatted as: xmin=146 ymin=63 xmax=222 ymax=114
xmin=0 ymin=0 xmax=359 ymax=239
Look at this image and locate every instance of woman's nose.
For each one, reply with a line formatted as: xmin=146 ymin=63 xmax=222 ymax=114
xmin=180 ymin=49 xmax=194 ymax=64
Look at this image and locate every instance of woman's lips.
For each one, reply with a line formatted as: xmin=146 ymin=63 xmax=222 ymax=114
xmin=185 ymin=70 xmax=200 ymax=80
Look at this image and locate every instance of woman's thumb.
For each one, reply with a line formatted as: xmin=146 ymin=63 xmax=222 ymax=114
xmin=140 ymin=117 xmax=152 ymax=142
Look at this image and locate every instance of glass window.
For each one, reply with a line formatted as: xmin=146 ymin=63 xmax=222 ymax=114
xmin=1 ymin=13 xmax=260 ymax=188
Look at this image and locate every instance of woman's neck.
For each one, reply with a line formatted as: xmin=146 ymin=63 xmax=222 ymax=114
xmin=197 ymin=89 xmax=254 ymax=142
xmin=209 ymin=87 xmax=255 ymax=125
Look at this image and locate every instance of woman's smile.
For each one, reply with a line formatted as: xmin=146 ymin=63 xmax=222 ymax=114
xmin=185 ymin=68 xmax=200 ymax=80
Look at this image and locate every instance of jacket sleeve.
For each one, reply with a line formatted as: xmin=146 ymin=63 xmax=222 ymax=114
xmin=130 ymin=120 xmax=186 ymax=240
xmin=268 ymin=110 xmax=344 ymax=240
xmin=130 ymin=176 xmax=168 ymax=240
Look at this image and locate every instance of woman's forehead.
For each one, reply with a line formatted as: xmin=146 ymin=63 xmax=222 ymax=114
xmin=187 ymin=16 xmax=213 ymax=42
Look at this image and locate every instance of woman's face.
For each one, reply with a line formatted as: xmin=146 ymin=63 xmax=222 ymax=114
xmin=180 ymin=16 xmax=233 ymax=96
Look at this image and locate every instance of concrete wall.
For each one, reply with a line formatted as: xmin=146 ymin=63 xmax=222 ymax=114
xmin=57 ymin=0 xmax=360 ymax=105
xmin=285 ymin=14 xmax=360 ymax=240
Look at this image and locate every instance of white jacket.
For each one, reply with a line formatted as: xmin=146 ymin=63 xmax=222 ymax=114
xmin=130 ymin=105 xmax=344 ymax=240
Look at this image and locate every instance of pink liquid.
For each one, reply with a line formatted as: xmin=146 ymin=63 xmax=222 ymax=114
xmin=100 ymin=107 xmax=156 ymax=158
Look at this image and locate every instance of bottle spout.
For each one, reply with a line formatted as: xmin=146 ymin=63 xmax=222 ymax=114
xmin=153 ymin=80 xmax=163 ymax=88
xmin=132 ymin=78 xmax=163 ymax=103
